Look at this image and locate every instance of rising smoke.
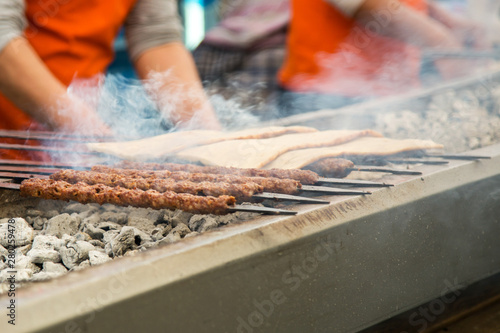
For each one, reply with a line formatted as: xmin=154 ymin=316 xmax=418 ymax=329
xmin=65 ymin=71 xmax=261 ymax=140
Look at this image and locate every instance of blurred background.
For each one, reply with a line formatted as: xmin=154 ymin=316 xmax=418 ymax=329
xmin=108 ymin=0 xmax=500 ymax=77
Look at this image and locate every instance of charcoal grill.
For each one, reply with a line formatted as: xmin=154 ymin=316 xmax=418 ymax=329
xmin=1 ymin=70 xmax=500 ymax=333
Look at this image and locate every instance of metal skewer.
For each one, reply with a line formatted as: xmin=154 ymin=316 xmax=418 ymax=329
xmin=0 ymin=172 xmax=49 ymax=180
xmin=0 ymin=159 xmax=92 ymax=170
xmin=252 ymin=192 xmax=329 ymax=204
xmin=0 ymin=129 xmax=118 ymax=142
xmin=346 ymin=166 xmax=423 ymax=176
xmin=0 ymin=182 xmax=21 ymax=190
xmin=0 ymin=143 xmax=101 ymax=155
xmin=0 ymin=181 xmax=298 ymax=215
xmin=299 ymin=185 xmax=371 ymax=195
xmin=424 ymin=154 xmax=491 ymax=161
xmin=316 ymin=178 xmax=393 ymax=187
xmin=0 ymin=166 xmax=63 ymax=175
xmin=386 ymin=158 xmax=449 ymax=165
xmin=0 ymin=171 xmax=333 ymax=204
xmin=228 ymin=205 xmax=297 ymax=215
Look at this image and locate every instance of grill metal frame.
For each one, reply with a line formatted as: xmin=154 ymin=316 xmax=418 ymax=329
xmin=1 ymin=70 xmax=500 ymax=332
xmin=0 ymin=143 xmax=499 ymax=333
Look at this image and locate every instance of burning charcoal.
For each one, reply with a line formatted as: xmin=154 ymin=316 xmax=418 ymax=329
xmin=77 ymin=210 xmax=98 ymax=220
xmin=0 ymin=244 xmax=8 ymax=260
xmin=0 ymin=268 xmax=33 ymax=283
xmin=97 ymin=222 xmax=122 ymax=232
xmin=139 ymin=242 xmax=157 ymax=251
xmin=102 ymin=230 xmax=120 ymax=244
xmin=107 ymin=228 xmax=136 ymax=257
xmin=198 ymin=219 xmax=219 ymax=233
xmin=44 ymin=210 xmax=61 ymax=219
xmin=184 ymin=232 xmax=200 ymax=239
xmin=124 ymin=250 xmax=139 ymax=257
xmin=72 ymin=259 xmax=91 ymax=271
xmin=82 ymin=213 xmax=102 ymax=226
xmin=121 ymin=226 xmax=152 ymax=246
xmin=88 ymin=240 xmax=105 ymax=248
xmin=0 ymin=218 xmax=34 ymax=247
xmin=150 ymin=225 xmax=172 ymax=242
xmin=43 ymin=262 xmax=68 ymax=274
xmin=27 ymin=249 xmax=61 ymax=264
xmin=25 ymin=216 xmax=33 ymax=226
xmin=234 ymin=211 xmax=259 ymax=221
xmin=150 ymin=228 xmax=162 ymax=242
xmin=74 ymin=232 xmax=92 ymax=242
xmin=26 ymin=209 xmax=44 ymax=217
xmin=217 ymin=214 xmax=239 ymax=226
xmin=171 ymin=224 xmax=191 ymax=238
xmin=158 ymin=232 xmax=181 ymax=245
xmin=82 ymin=224 xmax=105 ymax=240
xmin=32 ymin=216 xmax=47 ymax=230
xmin=15 ymin=255 xmax=41 ymax=273
xmin=60 ymin=241 xmax=95 ymax=269
xmin=15 ymin=244 xmax=32 ymax=256
xmin=31 ymin=272 xmax=57 ymax=281
xmin=155 ymin=209 xmax=173 ymax=224
xmin=64 ymin=203 xmax=97 ymax=215
xmin=44 ymin=213 xmax=80 ymax=238
xmin=99 ymin=211 xmax=128 ymax=225
xmin=61 ymin=234 xmax=76 ymax=245
xmin=32 ymin=264 xmax=68 ymax=281
xmin=88 ymin=250 xmax=111 ymax=266
xmin=160 ymin=210 xmax=175 ymax=224
xmin=171 ymin=210 xmax=194 ymax=228
xmin=188 ymin=215 xmax=219 ymax=233
xmin=100 ymin=203 xmax=122 ymax=212
xmin=32 ymin=235 xmax=65 ymax=252
xmin=127 ymin=208 xmax=162 ymax=233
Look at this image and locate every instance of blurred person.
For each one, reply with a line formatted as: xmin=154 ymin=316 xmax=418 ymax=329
xmin=193 ymin=0 xmax=289 ymax=118
xmin=0 ymin=0 xmax=221 ymax=160
xmin=278 ymin=0 xmax=490 ymax=116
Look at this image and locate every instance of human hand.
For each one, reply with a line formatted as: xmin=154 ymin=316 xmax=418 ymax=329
xmin=447 ymin=18 xmax=491 ymax=50
xmin=171 ymin=100 xmax=222 ymax=131
xmin=50 ymin=95 xmax=113 ymax=137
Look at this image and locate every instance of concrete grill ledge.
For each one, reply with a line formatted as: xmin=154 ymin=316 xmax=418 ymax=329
xmin=0 ymin=143 xmax=499 ymax=332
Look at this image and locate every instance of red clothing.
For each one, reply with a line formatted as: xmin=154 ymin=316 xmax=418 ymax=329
xmin=0 ymin=0 xmax=137 ymax=160
xmin=279 ymin=0 xmax=428 ymax=97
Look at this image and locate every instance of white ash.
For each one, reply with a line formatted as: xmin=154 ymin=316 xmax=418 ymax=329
xmin=44 ymin=214 xmax=80 ymax=238
xmin=0 ymin=218 xmax=34 ymax=248
xmin=43 ymin=262 xmax=68 ymax=274
xmin=61 ymin=241 xmax=95 ymax=269
xmin=0 ymin=199 xmax=259 ymax=291
xmin=88 ymin=251 xmax=111 ymax=266
xmin=27 ymin=249 xmax=61 ymax=264
xmin=374 ymin=84 xmax=500 ymax=153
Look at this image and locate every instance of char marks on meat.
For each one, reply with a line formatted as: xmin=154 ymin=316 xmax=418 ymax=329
xmin=20 ymin=178 xmax=235 ymax=215
xmin=303 ymin=158 xmax=355 ymax=178
xmin=51 ymin=170 xmax=263 ymax=200
xmin=110 ymin=161 xmax=320 ymax=185
xmin=90 ymin=166 xmax=303 ymax=194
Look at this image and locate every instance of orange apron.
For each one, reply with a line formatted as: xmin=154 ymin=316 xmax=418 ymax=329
xmin=0 ymin=0 xmax=137 ymax=160
xmin=279 ymin=0 xmax=428 ymax=97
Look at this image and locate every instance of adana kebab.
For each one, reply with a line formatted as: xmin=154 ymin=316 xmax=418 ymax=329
xmin=20 ymin=178 xmax=235 ymax=215
xmin=302 ymin=158 xmax=355 ymax=178
xmin=88 ymin=166 xmax=302 ymax=193
xmin=51 ymin=170 xmax=263 ymax=200
xmin=110 ymin=161 xmax=321 ymax=184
